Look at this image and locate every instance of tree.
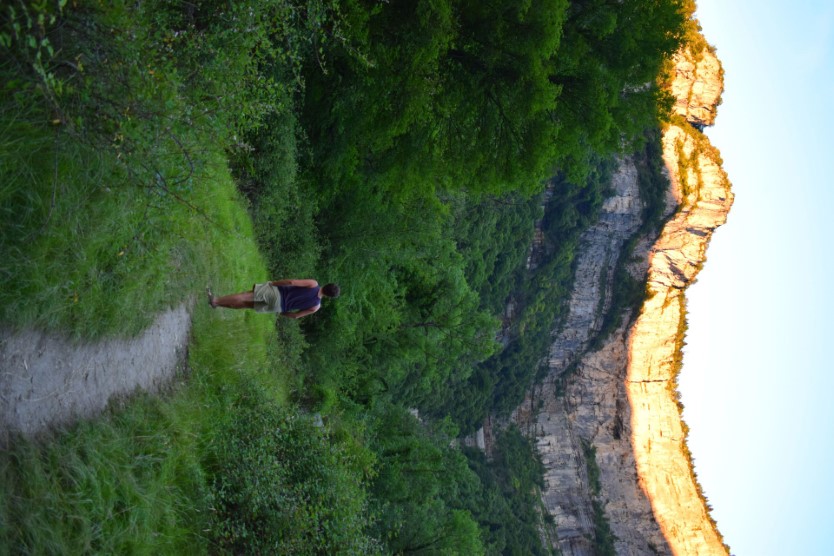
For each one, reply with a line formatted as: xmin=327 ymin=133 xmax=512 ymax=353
xmin=368 ymin=402 xmax=485 ymax=555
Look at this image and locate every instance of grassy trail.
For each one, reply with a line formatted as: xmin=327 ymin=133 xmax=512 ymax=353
xmin=0 ymin=116 xmax=296 ymax=550
xmin=0 ymin=303 xmax=191 ymax=443
xmin=0 ymin=14 xmax=300 ymax=548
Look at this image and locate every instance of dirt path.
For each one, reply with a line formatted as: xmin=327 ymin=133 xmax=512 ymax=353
xmin=0 ymin=304 xmax=192 ymax=445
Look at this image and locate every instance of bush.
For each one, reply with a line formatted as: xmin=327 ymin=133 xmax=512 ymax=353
xmin=206 ymin=392 xmax=378 ymax=554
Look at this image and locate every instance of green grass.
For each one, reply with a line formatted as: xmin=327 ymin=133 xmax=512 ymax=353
xmin=0 ymin=307 xmax=297 ymax=554
xmin=0 ymin=0 xmax=616 ymax=551
xmin=0 ymin=398 xmax=210 ymax=553
xmin=0 ymin=155 xmax=306 ymax=551
xmin=0 ymin=0 xmax=336 ymax=549
xmin=0 ymin=98 xmax=261 ymax=339
xmin=0 ymin=295 xmax=362 ymax=553
xmin=0 ymin=1 xmax=374 ymax=552
xmin=0 ymin=80 xmax=304 ymax=554
xmin=0 ymin=107 xmax=300 ymax=551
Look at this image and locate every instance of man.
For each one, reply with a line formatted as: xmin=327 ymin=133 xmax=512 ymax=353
xmin=207 ymin=279 xmax=340 ymax=319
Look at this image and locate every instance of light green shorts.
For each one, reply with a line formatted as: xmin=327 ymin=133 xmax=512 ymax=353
xmin=252 ymin=282 xmax=282 ymax=313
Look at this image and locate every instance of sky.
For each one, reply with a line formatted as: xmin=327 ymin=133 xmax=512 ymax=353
xmin=678 ymin=1 xmax=834 ymax=555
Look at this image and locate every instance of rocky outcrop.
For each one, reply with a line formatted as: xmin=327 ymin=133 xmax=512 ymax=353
xmin=628 ymin=121 xmax=732 ymax=555
xmin=669 ymin=47 xmax=724 ymax=128
xmin=544 ymin=159 xmax=644 ymax=374
xmin=509 ymin=41 xmax=731 ymax=556
xmin=512 ymin=155 xmax=670 ymax=555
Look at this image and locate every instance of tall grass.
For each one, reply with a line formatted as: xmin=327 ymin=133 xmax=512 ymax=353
xmin=0 ymin=8 xmax=303 ymax=545
xmin=0 ymin=0 xmax=364 ymax=548
xmin=0 ymin=306 xmax=298 ymax=553
xmin=0 ymin=85 xmax=265 ymax=339
xmin=0 ymin=116 xmax=299 ymax=550
xmin=0 ymin=173 xmax=310 ymax=551
xmin=0 ymin=398 xmax=210 ymax=554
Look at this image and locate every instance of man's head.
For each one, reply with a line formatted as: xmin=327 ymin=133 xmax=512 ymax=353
xmin=321 ymin=283 xmax=340 ymax=298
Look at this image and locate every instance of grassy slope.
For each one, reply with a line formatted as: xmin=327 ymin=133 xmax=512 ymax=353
xmin=0 ymin=127 xmax=292 ymax=552
xmin=0 ymin=48 xmax=300 ymax=556
xmin=0 ymin=0 xmax=375 ymax=548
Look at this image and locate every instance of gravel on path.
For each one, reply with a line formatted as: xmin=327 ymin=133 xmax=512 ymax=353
xmin=0 ymin=304 xmax=192 ymax=445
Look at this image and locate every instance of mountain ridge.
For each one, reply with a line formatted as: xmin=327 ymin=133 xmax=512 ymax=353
xmin=506 ymin=41 xmax=732 ymax=556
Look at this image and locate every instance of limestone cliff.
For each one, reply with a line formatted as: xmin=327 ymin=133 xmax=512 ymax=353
xmin=627 ymin=120 xmax=732 ymax=555
xmin=509 ymin=43 xmax=731 ymax=555
xmin=512 ymin=155 xmax=669 ymax=556
xmin=669 ymin=46 xmax=724 ymax=128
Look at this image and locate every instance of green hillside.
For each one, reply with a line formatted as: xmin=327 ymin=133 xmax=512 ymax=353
xmin=0 ymin=1 xmax=690 ymax=553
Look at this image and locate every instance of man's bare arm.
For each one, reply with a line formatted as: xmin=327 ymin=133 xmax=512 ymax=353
xmin=280 ymin=305 xmax=320 ymax=319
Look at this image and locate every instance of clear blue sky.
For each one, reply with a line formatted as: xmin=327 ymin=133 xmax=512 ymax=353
xmin=679 ymin=1 xmax=834 ymax=555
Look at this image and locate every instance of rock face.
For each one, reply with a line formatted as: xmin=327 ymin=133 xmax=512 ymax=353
xmin=628 ymin=121 xmax=732 ymax=555
xmin=512 ymin=155 xmax=670 ymax=555
xmin=510 ymin=42 xmax=731 ymax=556
xmin=545 ymin=159 xmax=644 ymax=374
xmin=669 ymin=47 xmax=724 ymax=127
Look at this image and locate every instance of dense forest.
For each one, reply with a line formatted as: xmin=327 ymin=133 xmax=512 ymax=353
xmin=238 ymin=0 xmax=690 ymax=551
xmin=284 ymin=0 xmax=688 ymax=420
xmin=1 ymin=0 xmax=697 ymax=552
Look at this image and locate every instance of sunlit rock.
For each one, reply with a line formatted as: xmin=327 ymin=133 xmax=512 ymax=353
xmin=670 ymin=47 xmax=724 ymax=128
xmin=507 ymin=38 xmax=732 ymax=556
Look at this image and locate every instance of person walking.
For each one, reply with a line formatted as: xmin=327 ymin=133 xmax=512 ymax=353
xmin=207 ymin=279 xmax=339 ymax=319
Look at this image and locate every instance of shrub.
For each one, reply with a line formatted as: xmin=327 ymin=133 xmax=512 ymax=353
xmin=206 ymin=393 xmax=378 ymax=554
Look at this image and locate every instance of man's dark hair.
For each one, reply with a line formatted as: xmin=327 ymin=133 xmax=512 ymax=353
xmin=322 ymin=283 xmax=340 ymax=298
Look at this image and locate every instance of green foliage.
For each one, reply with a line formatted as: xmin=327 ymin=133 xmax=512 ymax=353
xmin=0 ymin=285 xmax=292 ymax=554
xmin=581 ymin=439 xmax=601 ymax=496
xmin=591 ymin=499 xmax=617 ymax=556
xmin=1 ymin=1 xmax=698 ymax=554
xmin=287 ymin=192 xmax=502 ymax=410
xmin=462 ymin=427 xmax=550 ymax=555
xmin=206 ymin=393 xmax=377 ymax=554
xmin=231 ymin=110 xmax=323 ymax=282
xmin=0 ymin=397 xmax=210 ymax=554
xmin=232 ymin=0 xmax=689 ymax=433
xmin=366 ymin=402 xmax=485 ymax=555
xmin=534 ymin=0 xmax=686 ymax=182
xmin=424 ymin=160 xmax=611 ymax=432
xmin=579 ymin=438 xmax=616 ymax=555
xmin=0 ymin=0 xmax=331 ymax=337
xmin=0 ymin=5 xmax=350 ymax=553
xmin=0 ymin=0 xmax=68 ymax=102
xmin=0 ymin=100 xmax=262 ymax=337
xmin=298 ymin=0 xmax=685 ymax=201
xmin=635 ymin=128 xmax=673 ymax=234
xmin=485 ymin=164 xmax=610 ymax=413
xmin=449 ymin=192 xmax=541 ymax=315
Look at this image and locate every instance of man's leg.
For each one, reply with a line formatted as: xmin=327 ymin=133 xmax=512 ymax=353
xmin=210 ymin=290 xmax=255 ymax=309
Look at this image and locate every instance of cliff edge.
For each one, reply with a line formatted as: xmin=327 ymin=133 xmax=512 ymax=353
xmin=628 ymin=115 xmax=733 ymax=555
xmin=628 ymin=44 xmax=730 ymax=553
xmin=510 ymin=44 xmax=731 ymax=555
xmin=670 ymin=46 xmax=724 ymax=128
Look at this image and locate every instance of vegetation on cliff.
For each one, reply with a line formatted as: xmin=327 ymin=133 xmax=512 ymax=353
xmin=587 ymin=128 xmax=671 ymax=353
xmin=1 ymin=0 xmax=694 ymax=552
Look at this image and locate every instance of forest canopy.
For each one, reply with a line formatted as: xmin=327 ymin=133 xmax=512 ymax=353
xmin=300 ymin=0 xmax=687 ymax=200
xmin=279 ymin=0 xmax=689 ymax=423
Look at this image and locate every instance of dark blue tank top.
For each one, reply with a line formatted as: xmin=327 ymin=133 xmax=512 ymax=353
xmin=278 ymin=286 xmax=321 ymax=312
